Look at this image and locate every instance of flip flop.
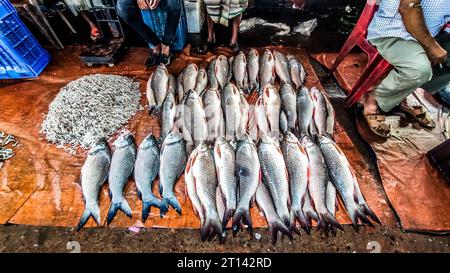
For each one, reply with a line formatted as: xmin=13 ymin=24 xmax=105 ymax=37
xmin=396 ymin=105 xmax=436 ymax=129
xmin=90 ymin=26 xmax=101 ymax=41
xmin=361 ymin=109 xmax=391 ymax=139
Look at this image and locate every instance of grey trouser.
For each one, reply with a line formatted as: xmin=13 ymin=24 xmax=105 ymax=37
xmin=370 ymin=31 xmax=450 ymax=112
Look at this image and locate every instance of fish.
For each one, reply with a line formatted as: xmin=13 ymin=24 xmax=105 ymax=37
xmin=161 ymin=92 xmax=177 ymax=141
xmin=273 ymin=50 xmax=292 ymax=85
xmin=159 ymin=131 xmax=187 ymax=216
xmin=247 ymin=103 xmax=259 ymax=142
xmin=191 ymin=142 xmax=223 ymax=241
xmin=222 ymin=83 xmax=242 ymax=141
xmin=183 ymin=89 xmax=207 ymax=147
xmin=258 ymin=135 xmax=290 ymax=226
xmin=214 ymin=137 xmax=237 ymax=229
xmin=326 ymin=180 xmax=338 ymax=235
xmin=216 ymin=186 xmax=225 ymax=224
xmin=317 ymin=135 xmax=380 ymax=231
xmin=247 ymin=49 xmax=260 ymax=92
xmin=107 ymin=133 xmax=136 ymax=225
xmin=238 ymin=92 xmax=249 ymax=140
xmin=302 ymin=190 xmax=318 ymax=226
xmin=262 ymin=84 xmax=281 ymax=139
xmin=310 ymin=87 xmax=328 ymax=137
xmin=228 ymin=56 xmax=234 ymax=82
xmin=185 ymin=150 xmax=204 ymax=227
xmin=147 ymin=63 xmax=169 ymax=115
xmin=195 ymin=68 xmax=208 ymax=94
xmin=208 ymin=58 xmax=219 ymax=90
xmin=233 ymin=134 xmax=260 ymax=235
xmin=233 ymin=51 xmax=249 ymax=92
xmin=168 ymin=74 xmax=176 ymax=98
xmin=287 ymin=55 xmax=306 ymax=90
xmin=256 ymin=182 xmax=293 ymax=244
xmin=134 ymin=134 xmax=161 ymax=222
xmin=280 ymin=83 xmax=297 ymax=134
xmin=77 ymin=138 xmax=111 ymax=230
xmin=216 ymin=55 xmax=230 ymax=90
xmin=202 ymin=88 xmax=225 ymax=143
xmin=297 ymin=87 xmax=314 ymax=137
xmin=280 ymin=110 xmax=288 ymax=134
xmin=302 ymin=135 xmax=342 ymax=232
xmin=258 ymin=49 xmax=275 ymax=92
xmin=182 ymin=63 xmax=199 ymax=94
xmin=281 ymin=132 xmax=310 ymax=233
xmin=255 ymin=96 xmax=270 ymax=138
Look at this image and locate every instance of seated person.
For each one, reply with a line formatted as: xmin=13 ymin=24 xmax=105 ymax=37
xmin=203 ymin=0 xmax=248 ymax=53
xmin=361 ymin=0 xmax=449 ymax=138
xmin=117 ymin=0 xmax=182 ymax=66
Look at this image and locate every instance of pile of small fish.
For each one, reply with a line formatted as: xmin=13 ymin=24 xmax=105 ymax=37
xmin=41 ymin=74 xmax=141 ymax=151
xmin=77 ymin=49 xmax=380 ymax=244
xmin=0 ymin=132 xmax=19 ymax=170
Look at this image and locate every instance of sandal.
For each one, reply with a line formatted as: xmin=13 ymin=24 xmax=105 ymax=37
xmin=396 ymin=105 xmax=436 ymax=129
xmin=90 ymin=26 xmax=102 ymax=41
xmin=362 ymin=111 xmax=391 ymax=138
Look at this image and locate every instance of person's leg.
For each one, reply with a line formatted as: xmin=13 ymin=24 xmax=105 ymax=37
xmin=207 ymin=15 xmax=216 ymax=43
xmin=438 ymin=83 xmax=450 ymax=107
xmin=230 ymin=13 xmax=242 ymax=46
xmin=116 ymin=0 xmax=161 ymax=47
xmin=80 ymin=11 xmax=101 ymax=40
xmin=421 ymin=31 xmax=450 ymax=93
xmin=160 ymin=0 xmax=182 ymax=56
xmin=367 ymin=37 xmax=433 ymax=113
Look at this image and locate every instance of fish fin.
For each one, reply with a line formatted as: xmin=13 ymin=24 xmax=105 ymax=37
xmin=77 ymin=204 xmax=101 ymax=231
xmin=231 ymin=207 xmax=253 ymax=236
xmin=201 ymin=214 xmax=223 ymax=242
xmin=221 ymin=208 xmax=235 ymax=230
xmin=152 ymin=106 xmax=162 ymax=117
xmin=268 ymin=219 xmax=293 ymax=245
xmin=142 ymin=196 xmax=161 ymax=222
xmin=106 ymin=199 xmax=132 ymax=225
xmin=292 ymin=208 xmax=310 ymax=234
xmin=160 ymin=196 xmax=182 ymax=217
xmin=317 ymin=212 xmax=343 ymax=233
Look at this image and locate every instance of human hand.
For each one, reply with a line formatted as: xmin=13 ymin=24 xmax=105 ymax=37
xmin=137 ymin=0 xmax=150 ymax=9
xmin=149 ymin=0 xmax=160 ymax=9
xmin=425 ymin=42 xmax=448 ymax=65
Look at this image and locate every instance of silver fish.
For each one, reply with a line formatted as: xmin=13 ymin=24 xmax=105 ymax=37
xmin=107 ymin=133 xmax=136 ymax=225
xmin=176 ymin=70 xmax=185 ymax=103
xmin=247 ymin=49 xmax=260 ymax=92
xmin=238 ymin=92 xmax=249 ymax=140
xmin=216 ymin=55 xmax=230 ymax=90
xmin=161 ymin=92 xmax=177 ymax=141
xmin=233 ymin=51 xmax=249 ymax=92
xmin=326 ymin=180 xmax=337 ymax=234
xmin=182 ymin=63 xmax=199 ymax=94
xmin=134 ymin=134 xmax=161 ymax=222
xmin=202 ymin=88 xmax=225 ymax=143
xmin=256 ymin=182 xmax=293 ymax=244
xmin=77 ymin=138 xmax=111 ymax=230
xmin=310 ymin=87 xmax=329 ymax=137
xmin=195 ymin=68 xmax=208 ymax=94
xmin=302 ymin=135 xmax=342 ymax=232
xmin=280 ymin=110 xmax=288 ymax=134
xmin=228 ymin=56 xmax=234 ymax=82
xmin=297 ymin=87 xmax=314 ymax=137
xmin=273 ymin=50 xmax=292 ymax=85
xmin=318 ymin=135 xmax=380 ymax=231
xmin=247 ymin=102 xmax=259 ymax=142
xmin=287 ymin=55 xmax=306 ymax=90
xmin=159 ymin=131 xmax=187 ymax=216
xmin=281 ymin=132 xmax=310 ymax=233
xmin=233 ymin=134 xmax=260 ymax=235
xmin=255 ymin=96 xmax=270 ymax=138
xmin=258 ymin=49 xmax=275 ymax=92
xmin=214 ymin=137 xmax=237 ymax=229
xmin=185 ymin=150 xmax=204 ymax=227
xmin=183 ymin=90 xmax=207 ymax=147
xmin=258 ymin=135 xmax=290 ymax=226
xmin=147 ymin=63 xmax=169 ymax=114
xmin=280 ymin=83 xmax=297 ymax=134
xmin=302 ymin=190 xmax=318 ymax=225
xmin=168 ymin=74 xmax=176 ymax=98
xmin=222 ymin=83 xmax=242 ymax=141
xmin=262 ymin=84 xmax=281 ymax=139
xmin=208 ymin=58 xmax=219 ymax=90
xmin=216 ymin=186 xmax=225 ymax=224
xmin=191 ymin=142 xmax=223 ymax=241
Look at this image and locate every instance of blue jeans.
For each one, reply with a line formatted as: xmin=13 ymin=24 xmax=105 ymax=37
xmin=117 ymin=0 xmax=182 ymax=47
xmin=438 ymin=84 xmax=450 ymax=107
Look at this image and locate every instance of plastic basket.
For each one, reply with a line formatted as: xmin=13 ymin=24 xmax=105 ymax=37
xmin=0 ymin=0 xmax=50 ymax=79
xmin=141 ymin=4 xmax=187 ymax=51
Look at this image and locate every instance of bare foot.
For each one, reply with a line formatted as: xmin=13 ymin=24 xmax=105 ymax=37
xmin=161 ymin=44 xmax=170 ymax=56
xmin=152 ymin=44 xmax=161 ymax=55
xmin=361 ymin=92 xmax=379 ymax=115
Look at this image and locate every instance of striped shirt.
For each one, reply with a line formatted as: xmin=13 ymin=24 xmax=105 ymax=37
xmin=367 ymin=0 xmax=450 ymax=41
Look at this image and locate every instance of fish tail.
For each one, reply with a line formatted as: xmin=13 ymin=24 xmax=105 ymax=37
xmin=77 ymin=204 xmax=101 ymax=231
xmin=231 ymin=207 xmax=253 ymax=236
xmin=142 ymin=197 xmax=161 ymax=222
xmin=361 ymin=203 xmax=381 ymax=225
xmin=160 ymin=196 xmax=182 ymax=217
xmin=268 ymin=219 xmax=293 ymax=245
xmin=201 ymin=214 xmax=223 ymax=242
xmin=221 ymin=208 xmax=235 ymax=230
xmin=151 ymin=106 xmax=162 ymax=117
xmin=317 ymin=211 xmax=343 ymax=233
xmin=348 ymin=207 xmax=375 ymax=232
xmin=107 ymin=199 xmax=132 ymax=225
xmin=293 ymin=208 xmax=311 ymax=234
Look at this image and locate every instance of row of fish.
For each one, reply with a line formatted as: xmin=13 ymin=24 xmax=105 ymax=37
xmin=77 ymin=131 xmax=187 ymax=230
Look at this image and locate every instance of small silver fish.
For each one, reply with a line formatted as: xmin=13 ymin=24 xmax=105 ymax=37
xmin=287 ymin=55 xmax=306 ymax=90
xmin=297 ymin=87 xmax=314 ymax=137
xmin=247 ymin=49 xmax=260 ymax=92
xmin=161 ymin=92 xmax=177 ymax=141
xmin=147 ymin=63 xmax=169 ymax=115
xmin=195 ymin=68 xmax=208 ymax=94
xmin=262 ymin=84 xmax=281 ymax=139
xmin=216 ymin=55 xmax=230 ymax=90
xmin=280 ymin=83 xmax=297 ymax=134
xmin=258 ymin=49 xmax=275 ymax=92
xmin=183 ymin=90 xmax=207 ymax=147
xmin=233 ymin=51 xmax=249 ymax=92
xmin=273 ymin=50 xmax=292 ymax=85
xmin=208 ymin=58 xmax=220 ymax=90
xmin=222 ymin=83 xmax=242 ymax=141
xmin=202 ymin=88 xmax=225 ymax=143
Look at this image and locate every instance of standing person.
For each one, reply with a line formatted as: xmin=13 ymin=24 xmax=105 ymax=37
xmin=360 ymin=0 xmax=449 ymax=138
xmin=117 ymin=0 xmax=182 ymax=66
xmin=63 ymin=0 xmax=103 ymax=41
xmin=203 ymin=0 xmax=248 ymax=53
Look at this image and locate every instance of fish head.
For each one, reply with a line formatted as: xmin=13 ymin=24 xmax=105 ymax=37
xmin=249 ymin=48 xmax=259 ymax=58
xmin=155 ymin=63 xmax=169 ymax=76
xmin=114 ymin=132 xmax=135 ymax=149
xmin=140 ymin=134 xmax=158 ymax=149
xmin=215 ymin=136 xmax=227 ymax=146
xmin=300 ymin=135 xmax=315 ymax=148
xmin=283 ymin=131 xmax=299 ymax=144
xmin=164 ymin=131 xmax=183 ymax=145
xmin=317 ymin=134 xmax=332 ymax=146
xmin=281 ymin=83 xmax=295 ymax=95
xmin=196 ymin=141 xmax=210 ymax=153
xmin=218 ymin=55 xmax=227 ymax=63
xmin=89 ymin=138 xmax=109 ymax=155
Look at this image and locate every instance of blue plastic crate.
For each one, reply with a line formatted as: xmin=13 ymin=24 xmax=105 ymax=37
xmin=0 ymin=0 xmax=50 ymax=79
xmin=141 ymin=4 xmax=187 ymax=51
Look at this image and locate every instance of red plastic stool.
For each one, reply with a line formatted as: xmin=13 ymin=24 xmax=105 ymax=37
xmin=330 ymin=0 xmax=393 ymax=107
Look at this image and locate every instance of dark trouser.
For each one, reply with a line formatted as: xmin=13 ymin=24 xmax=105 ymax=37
xmin=117 ymin=0 xmax=181 ymax=47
